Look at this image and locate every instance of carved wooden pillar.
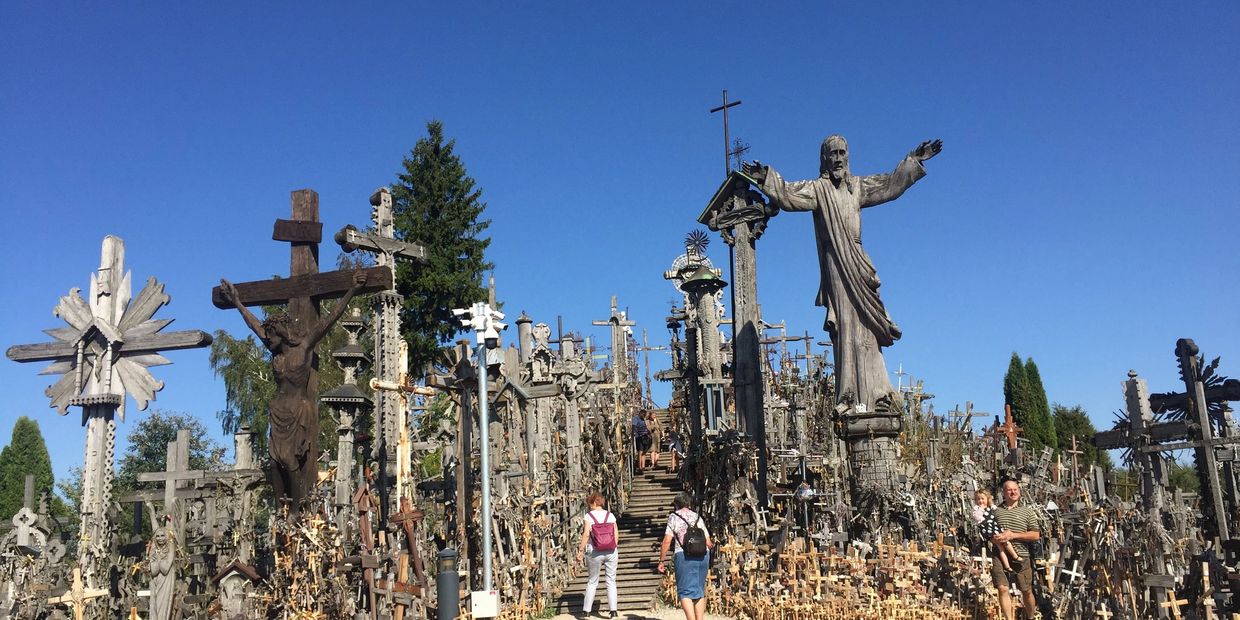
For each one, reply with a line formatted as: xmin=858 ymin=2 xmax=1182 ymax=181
xmin=699 ymin=171 xmax=776 ymax=507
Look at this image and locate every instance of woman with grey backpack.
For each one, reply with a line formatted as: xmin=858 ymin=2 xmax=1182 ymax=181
xmin=656 ymin=493 xmax=713 ymax=620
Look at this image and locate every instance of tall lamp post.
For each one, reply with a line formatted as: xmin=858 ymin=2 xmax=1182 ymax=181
xmin=451 ymin=302 xmax=506 ymax=597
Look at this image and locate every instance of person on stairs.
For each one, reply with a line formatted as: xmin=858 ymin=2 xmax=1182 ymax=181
xmin=632 ymin=411 xmax=652 ymax=472
xmin=576 ymin=491 xmax=619 ymax=618
xmin=644 ymin=410 xmax=663 ymax=471
xmin=657 ymin=493 xmax=713 ymax=620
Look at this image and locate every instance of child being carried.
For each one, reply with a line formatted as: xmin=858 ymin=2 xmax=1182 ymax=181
xmin=973 ymin=489 xmax=1021 ymax=571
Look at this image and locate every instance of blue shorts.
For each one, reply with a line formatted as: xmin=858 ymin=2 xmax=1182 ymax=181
xmin=674 ymin=550 xmax=710 ymax=600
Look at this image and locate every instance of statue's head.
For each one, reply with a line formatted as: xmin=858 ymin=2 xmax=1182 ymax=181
xmin=262 ymin=311 xmax=301 ymax=347
xmin=819 ymin=135 xmax=850 ymax=182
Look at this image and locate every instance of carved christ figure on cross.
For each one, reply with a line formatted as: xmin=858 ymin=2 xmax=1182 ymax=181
xmin=218 ymin=270 xmax=368 ymax=509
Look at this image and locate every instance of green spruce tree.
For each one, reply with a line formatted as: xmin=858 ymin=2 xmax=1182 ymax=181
xmin=1024 ymin=358 xmax=1058 ymax=452
xmin=391 ymin=120 xmax=493 ymax=377
xmin=0 ymin=417 xmax=55 ymax=520
xmin=1003 ymin=352 xmax=1053 ymax=454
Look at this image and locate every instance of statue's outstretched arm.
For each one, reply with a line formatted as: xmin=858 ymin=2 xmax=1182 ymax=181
xmin=307 ymin=271 xmax=368 ymax=347
xmin=219 ymin=279 xmax=267 ymax=341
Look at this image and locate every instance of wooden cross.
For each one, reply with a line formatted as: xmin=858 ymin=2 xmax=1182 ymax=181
xmin=1201 ymin=561 xmax=1217 ymax=620
xmin=212 ymin=190 xmax=393 ymax=314
xmin=47 ymin=566 xmax=108 ymax=620
xmin=133 ymin=429 xmax=200 ymax=536
xmin=1093 ymin=605 xmax=1114 ymax=620
xmin=389 ymin=497 xmax=428 ymax=597
xmin=709 ymin=89 xmax=743 ymax=176
xmin=336 ymin=187 xmax=426 ymax=267
xmin=998 ymin=404 xmax=1023 ymax=450
xmin=212 ymin=190 xmax=393 ymax=504
xmin=1159 ymin=589 xmax=1190 ymax=620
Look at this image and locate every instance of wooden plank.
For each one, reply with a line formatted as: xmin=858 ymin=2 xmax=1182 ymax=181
xmin=136 ymin=469 xmax=205 ymax=483
xmin=1093 ymin=429 xmax=1129 ymax=450
xmin=1144 ymin=574 xmax=1176 ymax=589
xmin=524 ymin=383 xmax=562 ymax=399
xmin=118 ymin=488 xmax=217 ymax=503
xmin=211 ymin=265 xmax=393 ymax=309
xmin=272 ymin=219 xmax=323 ymax=244
xmin=6 ymin=330 xmax=213 ymax=362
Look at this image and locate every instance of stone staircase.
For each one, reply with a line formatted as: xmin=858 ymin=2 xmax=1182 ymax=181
xmin=557 ymin=410 xmax=680 ymax=613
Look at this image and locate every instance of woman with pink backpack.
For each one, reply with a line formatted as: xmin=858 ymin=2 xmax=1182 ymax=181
xmin=575 ymin=491 xmax=619 ymax=618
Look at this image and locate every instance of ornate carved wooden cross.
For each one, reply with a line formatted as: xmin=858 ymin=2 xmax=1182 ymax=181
xmin=7 ymin=235 xmax=211 ymax=588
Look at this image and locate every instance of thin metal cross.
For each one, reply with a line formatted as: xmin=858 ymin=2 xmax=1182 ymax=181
xmin=710 ymin=90 xmax=742 ymax=176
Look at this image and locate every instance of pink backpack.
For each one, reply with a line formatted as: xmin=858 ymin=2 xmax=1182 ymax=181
xmin=589 ymin=512 xmax=616 ymax=552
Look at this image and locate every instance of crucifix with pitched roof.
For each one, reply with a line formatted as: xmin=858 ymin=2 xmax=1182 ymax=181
xmin=6 ymin=235 xmax=211 ymax=589
xmin=213 ymin=189 xmax=394 ymax=510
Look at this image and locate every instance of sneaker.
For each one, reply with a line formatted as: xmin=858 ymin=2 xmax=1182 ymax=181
xmin=608 ymin=612 xmax=618 ymax=619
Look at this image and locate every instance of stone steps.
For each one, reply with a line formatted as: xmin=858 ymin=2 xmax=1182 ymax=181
xmin=557 ymin=413 xmax=679 ymax=612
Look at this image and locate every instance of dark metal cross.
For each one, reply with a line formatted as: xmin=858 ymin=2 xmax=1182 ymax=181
xmin=709 ymin=90 xmax=742 ymax=176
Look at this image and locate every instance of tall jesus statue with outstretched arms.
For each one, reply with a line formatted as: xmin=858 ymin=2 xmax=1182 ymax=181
xmin=743 ymin=136 xmax=941 ymax=415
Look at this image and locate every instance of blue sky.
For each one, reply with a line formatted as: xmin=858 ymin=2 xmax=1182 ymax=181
xmin=3 ymin=3 xmax=1238 ymax=481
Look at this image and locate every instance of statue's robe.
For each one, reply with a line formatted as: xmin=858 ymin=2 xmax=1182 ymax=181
xmin=760 ymin=156 xmax=926 ymax=409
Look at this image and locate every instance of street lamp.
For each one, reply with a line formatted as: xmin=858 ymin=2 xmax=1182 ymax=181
xmin=450 ymin=302 xmax=506 ymax=598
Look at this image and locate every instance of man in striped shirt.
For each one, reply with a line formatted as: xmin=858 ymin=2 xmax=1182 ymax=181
xmin=990 ymin=479 xmax=1042 ymax=620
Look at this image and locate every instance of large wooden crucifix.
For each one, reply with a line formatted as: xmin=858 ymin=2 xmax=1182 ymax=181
xmin=213 ymin=189 xmax=394 ymax=510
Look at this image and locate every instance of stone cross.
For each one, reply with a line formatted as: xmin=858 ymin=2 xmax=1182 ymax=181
xmin=336 ymin=187 xmax=426 ymax=520
xmin=47 ymin=566 xmax=108 ymax=620
xmin=212 ymin=189 xmax=393 ymax=508
xmin=10 ymin=475 xmax=40 ymax=551
xmin=6 ymin=235 xmax=211 ymax=588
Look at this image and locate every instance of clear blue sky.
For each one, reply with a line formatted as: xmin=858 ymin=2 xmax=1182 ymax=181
xmin=3 ymin=3 xmax=1238 ymax=482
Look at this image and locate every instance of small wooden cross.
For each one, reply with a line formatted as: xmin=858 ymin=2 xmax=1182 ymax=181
xmin=47 ymin=566 xmax=108 ymax=620
xmin=1201 ymin=561 xmax=1217 ymax=620
xmin=1159 ymin=589 xmax=1190 ymax=620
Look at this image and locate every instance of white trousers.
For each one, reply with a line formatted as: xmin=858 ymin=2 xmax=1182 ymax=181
xmin=583 ymin=549 xmax=618 ymax=612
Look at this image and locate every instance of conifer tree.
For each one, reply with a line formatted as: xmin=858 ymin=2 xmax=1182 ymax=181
xmin=1024 ymin=358 xmax=1058 ymax=452
xmin=1003 ymin=352 xmax=1055 ymax=454
xmin=0 ymin=416 xmax=55 ymax=520
xmin=390 ymin=120 xmax=493 ymax=377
